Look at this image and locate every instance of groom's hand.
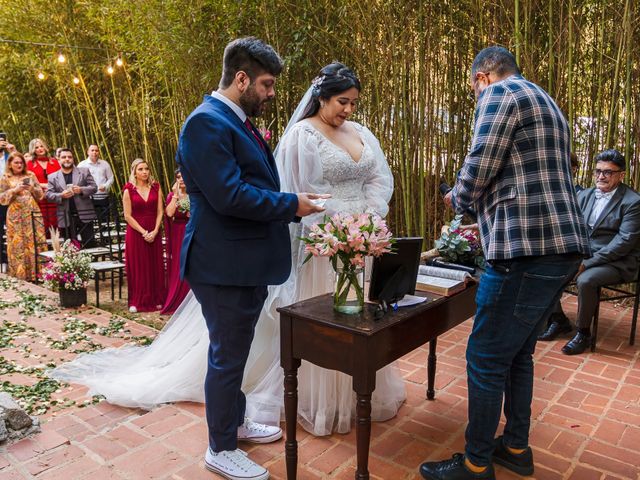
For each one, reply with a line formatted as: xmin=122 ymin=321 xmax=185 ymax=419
xmin=296 ymin=193 xmax=331 ymax=217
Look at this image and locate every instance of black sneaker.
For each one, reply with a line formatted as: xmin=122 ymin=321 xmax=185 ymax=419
xmin=420 ymin=453 xmax=495 ymax=479
xmin=492 ymin=436 xmax=534 ymax=476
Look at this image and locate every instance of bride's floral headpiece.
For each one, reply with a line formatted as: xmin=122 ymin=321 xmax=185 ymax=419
xmin=311 ymin=75 xmax=324 ymax=97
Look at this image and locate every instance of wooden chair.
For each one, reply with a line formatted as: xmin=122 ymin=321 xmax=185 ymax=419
xmin=566 ymin=268 xmax=640 ymax=351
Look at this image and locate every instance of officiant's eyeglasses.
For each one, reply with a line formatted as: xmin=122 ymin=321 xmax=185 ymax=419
xmin=594 ymin=169 xmax=623 ymax=178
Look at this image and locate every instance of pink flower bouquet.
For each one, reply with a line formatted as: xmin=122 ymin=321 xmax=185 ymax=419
xmin=300 ymin=213 xmax=394 ymax=313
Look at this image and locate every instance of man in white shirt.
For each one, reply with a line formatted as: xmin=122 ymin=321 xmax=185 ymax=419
xmin=539 ymin=149 xmax=640 ymax=354
xmin=78 ymin=145 xmax=115 ymax=226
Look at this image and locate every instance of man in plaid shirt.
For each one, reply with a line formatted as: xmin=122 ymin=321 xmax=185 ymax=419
xmin=420 ymin=47 xmax=590 ymax=480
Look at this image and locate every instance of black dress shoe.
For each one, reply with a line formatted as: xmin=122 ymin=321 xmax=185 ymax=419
xmin=538 ymin=320 xmax=572 ymax=341
xmin=420 ymin=453 xmax=495 ymax=479
xmin=492 ymin=436 xmax=534 ymax=476
xmin=561 ymin=331 xmax=591 ymax=355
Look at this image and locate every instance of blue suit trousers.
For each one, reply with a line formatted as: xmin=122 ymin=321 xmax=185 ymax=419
xmin=189 ymin=281 xmax=269 ymax=452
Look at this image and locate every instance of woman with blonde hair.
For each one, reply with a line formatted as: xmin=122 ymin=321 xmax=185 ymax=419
xmin=0 ymin=152 xmax=46 ymax=280
xmin=122 ymin=158 xmax=166 ymax=312
xmin=27 ymin=138 xmax=60 ymax=233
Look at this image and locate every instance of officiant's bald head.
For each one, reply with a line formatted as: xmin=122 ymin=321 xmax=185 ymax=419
xmin=219 ymin=37 xmax=283 ymax=89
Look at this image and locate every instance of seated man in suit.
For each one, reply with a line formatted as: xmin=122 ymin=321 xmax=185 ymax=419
xmin=539 ymin=149 xmax=640 ymax=354
xmin=45 ymin=148 xmax=98 ymax=247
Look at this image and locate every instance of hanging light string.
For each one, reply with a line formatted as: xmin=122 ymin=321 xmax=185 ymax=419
xmin=0 ymin=37 xmax=108 ymax=51
xmin=0 ymin=38 xmax=128 ymax=83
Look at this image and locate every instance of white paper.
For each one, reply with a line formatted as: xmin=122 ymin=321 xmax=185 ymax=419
xmin=396 ymin=294 xmax=428 ymax=307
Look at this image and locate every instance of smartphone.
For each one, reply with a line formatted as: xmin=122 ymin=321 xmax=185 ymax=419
xmin=0 ymin=132 xmax=6 ymax=141
xmin=22 ymin=178 xmax=31 ymax=186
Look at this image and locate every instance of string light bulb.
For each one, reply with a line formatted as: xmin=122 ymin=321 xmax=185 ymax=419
xmin=37 ymin=72 xmax=46 ymax=81
xmin=115 ymin=56 xmax=124 ymax=67
xmin=57 ymin=52 xmax=66 ymax=63
xmin=73 ymin=76 xmax=80 ymax=85
xmin=106 ymin=65 xmax=114 ymax=75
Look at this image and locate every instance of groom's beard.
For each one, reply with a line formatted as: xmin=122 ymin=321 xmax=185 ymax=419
xmin=240 ymin=85 xmax=270 ymax=117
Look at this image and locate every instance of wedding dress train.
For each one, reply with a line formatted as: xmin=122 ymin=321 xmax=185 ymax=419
xmin=51 ymin=112 xmax=405 ymax=436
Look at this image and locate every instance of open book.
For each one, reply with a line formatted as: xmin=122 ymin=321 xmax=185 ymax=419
xmin=415 ymin=265 xmax=474 ymax=296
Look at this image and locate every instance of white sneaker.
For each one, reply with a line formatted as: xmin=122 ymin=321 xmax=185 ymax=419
xmin=129 ymin=306 xmax=137 ymax=313
xmin=237 ymin=417 xmax=282 ymax=444
xmin=204 ymin=448 xmax=269 ymax=480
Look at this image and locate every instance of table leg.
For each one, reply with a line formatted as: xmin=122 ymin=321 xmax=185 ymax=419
xmin=355 ymin=393 xmax=372 ymax=480
xmin=284 ymin=362 xmax=300 ymax=479
xmin=427 ymin=338 xmax=437 ymax=400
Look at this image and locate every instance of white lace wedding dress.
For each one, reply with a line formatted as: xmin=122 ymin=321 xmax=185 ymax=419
xmin=50 ymin=118 xmax=406 ymax=436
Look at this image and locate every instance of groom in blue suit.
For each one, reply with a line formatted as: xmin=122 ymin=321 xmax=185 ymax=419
xmin=177 ymin=38 xmax=325 ymax=480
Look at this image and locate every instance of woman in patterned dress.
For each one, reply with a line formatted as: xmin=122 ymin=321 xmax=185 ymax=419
xmin=0 ymin=152 xmax=46 ymax=281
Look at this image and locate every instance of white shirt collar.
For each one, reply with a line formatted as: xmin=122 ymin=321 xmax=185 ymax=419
xmin=211 ymin=90 xmax=247 ymax=122
xmin=595 ymin=186 xmax=618 ymax=200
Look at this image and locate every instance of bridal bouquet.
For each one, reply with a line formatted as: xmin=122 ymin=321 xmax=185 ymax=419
xmin=300 ymin=213 xmax=394 ymax=313
xmin=434 ymin=214 xmax=485 ymax=267
xmin=176 ymin=195 xmax=190 ymax=214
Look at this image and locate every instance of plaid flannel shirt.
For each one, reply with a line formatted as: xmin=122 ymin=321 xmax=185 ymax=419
xmin=451 ymin=74 xmax=590 ymax=260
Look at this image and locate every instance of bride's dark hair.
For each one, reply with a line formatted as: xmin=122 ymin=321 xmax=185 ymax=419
xmin=299 ymin=62 xmax=361 ymax=121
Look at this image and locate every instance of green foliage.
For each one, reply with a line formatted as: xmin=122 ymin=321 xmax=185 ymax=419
xmin=0 ymin=0 xmax=638 ymax=244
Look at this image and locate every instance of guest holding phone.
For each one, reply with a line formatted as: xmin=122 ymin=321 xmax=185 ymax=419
xmin=160 ymin=169 xmax=190 ymax=314
xmin=0 ymin=132 xmax=9 ymax=271
xmin=0 ymin=152 xmax=46 ymax=281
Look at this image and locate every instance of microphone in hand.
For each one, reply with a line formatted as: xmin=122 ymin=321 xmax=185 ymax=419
xmin=438 ymin=180 xmax=477 ymax=220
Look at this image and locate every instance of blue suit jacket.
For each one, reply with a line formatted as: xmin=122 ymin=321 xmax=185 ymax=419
xmin=177 ymin=95 xmax=299 ymax=286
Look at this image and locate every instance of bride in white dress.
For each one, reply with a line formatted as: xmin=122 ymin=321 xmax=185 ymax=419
xmin=51 ymin=62 xmax=405 ymax=436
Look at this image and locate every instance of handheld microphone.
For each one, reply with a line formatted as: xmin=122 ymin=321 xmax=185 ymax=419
xmin=438 ymin=181 xmax=477 ymax=220
xmin=439 ymin=182 xmax=452 ymax=197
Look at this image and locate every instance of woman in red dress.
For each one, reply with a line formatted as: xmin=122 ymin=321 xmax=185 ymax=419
xmin=122 ymin=158 xmax=166 ymax=312
xmin=27 ymin=138 xmax=60 ymax=233
xmin=160 ymin=169 xmax=190 ymax=314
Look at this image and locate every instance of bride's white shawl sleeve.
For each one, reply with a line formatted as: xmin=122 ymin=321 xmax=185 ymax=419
xmin=276 ymin=122 xmax=394 ymax=224
xmin=276 ymin=123 xmax=341 ymax=226
xmin=360 ymin=125 xmax=394 ymax=218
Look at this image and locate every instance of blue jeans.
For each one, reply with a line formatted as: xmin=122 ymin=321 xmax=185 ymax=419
xmin=465 ymin=254 xmax=581 ymax=466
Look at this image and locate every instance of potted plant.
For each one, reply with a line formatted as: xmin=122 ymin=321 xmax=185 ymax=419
xmin=300 ymin=213 xmax=394 ymax=314
xmin=41 ymin=230 xmax=93 ymax=307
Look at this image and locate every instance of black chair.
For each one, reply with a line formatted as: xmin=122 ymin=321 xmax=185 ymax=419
xmin=566 ymin=269 xmax=640 ymax=351
xmin=591 ymin=269 xmax=640 ymax=351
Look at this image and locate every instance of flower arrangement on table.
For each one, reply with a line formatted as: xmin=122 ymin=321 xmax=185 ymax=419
xmin=41 ymin=231 xmax=93 ymax=292
xmin=300 ymin=213 xmax=394 ymax=313
xmin=433 ymin=214 xmax=485 ymax=267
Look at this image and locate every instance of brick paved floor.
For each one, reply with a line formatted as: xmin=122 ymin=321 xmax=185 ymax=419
xmin=1 ymin=275 xmax=639 ymax=479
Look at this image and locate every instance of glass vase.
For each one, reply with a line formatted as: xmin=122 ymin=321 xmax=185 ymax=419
xmin=334 ymin=265 xmax=365 ymax=314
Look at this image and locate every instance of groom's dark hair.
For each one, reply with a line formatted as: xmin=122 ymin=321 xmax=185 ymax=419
xmin=219 ymin=37 xmax=283 ymax=88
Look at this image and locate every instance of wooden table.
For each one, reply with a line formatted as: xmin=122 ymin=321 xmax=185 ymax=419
xmin=278 ymin=285 xmax=477 ymax=480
